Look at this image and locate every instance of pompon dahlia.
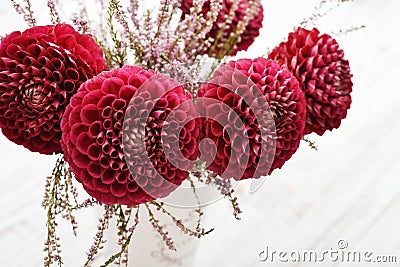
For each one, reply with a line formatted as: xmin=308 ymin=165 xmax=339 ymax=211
xmin=0 ymin=23 xmax=106 ymax=154
xmin=268 ymin=27 xmax=353 ymax=135
xmin=197 ymin=58 xmax=306 ymax=180
xmin=179 ymin=0 xmax=263 ymax=57
xmin=61 ymin=66 xmax=200 ymax=206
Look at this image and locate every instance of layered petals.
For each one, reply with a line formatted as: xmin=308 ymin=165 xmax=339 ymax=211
xmin=269 ymin=27 xmax=353 ymax=135
xmin=197 ymin=58 xmax=306 ymax=180
xmin=61 ymin=66 xmax=200 ymax=206
xmin=0 ymin=24 xmax=106 ymax=154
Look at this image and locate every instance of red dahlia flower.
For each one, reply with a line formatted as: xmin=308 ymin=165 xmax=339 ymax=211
xmin=179 ymin=0 xmax=263 ymax=57
xmin=197 ymin=58 xmax=306 ymax=180
xmin=61 ymin=66 xmax=200 ymax=206
xmin=268 ymin=27 xmax=353 ymax=135
xmin=0 ymin=24 xmax=106 ymax=154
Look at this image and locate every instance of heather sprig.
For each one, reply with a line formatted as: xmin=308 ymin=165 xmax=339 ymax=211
xmin=187 ymin=176 xmax=204 ymax=231
xmin=331 ymin=24 xmax=366 ymax=36
xmin=145 ymin=203 xmax=177 ymax=251
xmin=228 ymin=0 xmax=262 ymax=52
xmin=203 ymin=172 xmax=242 ymax=220
xmin=47 ymin=0 xmax=61 ymax=24
xmin=43 ymin=158 xmax=99 ymax=267
xmin=101 ymin=206 xmax=140 ymax=267
xmin=71 ymin=15 xmax=91 ymax=34
xmin=42 ymin=156 xmax=79 ymax=266
xmin=303 ymin=136 xmax=319 ymax=151
xmin=69 ymin=198 xmax=99 ymax=212
xmin=159 ymin=53 xmax=198 ymax=87
xmin=226 ymin=189 xmax=242 ymax=220
xmin=105 ymin=0 xmax=128 ymax=68
xmin=84 ymin=205 xmax=115 ymax=266
xmin=40 ymin=0 xmax=228 ymax=77
xmin=128 ymin=0 xmax=140 ymax=30
xmin=181 ymin=0 xmax=222 ymax=59
xmin=10 ymin=0 xmax=36 ymax=27
xmin=153 ymin=200 xmax=214 ymax=237
xmin=299 ymin=0 xmax=356 ymax=29
xmin=208 ymin=0 xmax=239 ymax=58
xmin=109 ymin=0 xmax=144 ymax=60
xmin=191 ymin=161 xmax=243 ymax=220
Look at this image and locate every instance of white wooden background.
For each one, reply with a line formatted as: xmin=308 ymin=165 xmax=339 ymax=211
xmin=1 ymin=0 xmax=400 ymax=266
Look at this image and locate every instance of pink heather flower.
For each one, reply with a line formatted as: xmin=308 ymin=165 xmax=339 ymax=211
xmin=0 ymin=24 xmax=106 ymax=154
xmin=61 ymin=66 xmax=200 ymax=206
xmin=179 ymin=0 xmax=264 ymax=57
xmin=197 ymin=58 xmax=306 ymax=180
xmin=269 ymin=27 xmax=353 ymax=135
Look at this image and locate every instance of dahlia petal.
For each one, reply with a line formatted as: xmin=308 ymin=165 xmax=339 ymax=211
xmin=88 ymin=163 xmax=102 ymax=178
xmin=92 ymin=178 xmax=110 ymax=193
xmin=5 ymin=44 xmax=19 ymax=58
xmin=87 ymin=144 xmax=101 ymax=160
xmin=98 ymin=94 xmax=117 ymax=108
xmin=80 ymin=104 xmax=100 ymax=125
xmin=26 ymin=43 xmax=44 ymax=57
xmin=98 ymin=193 xmax=117 ymax=205
xmin=119 ymin=85 xmax=137 ymax=101
xmin=40 ymin=130 xmax=56 ymax=141
xmin=76 ymin=132 xmax=92 ymax=154
xmin=88 ymin=121 xmax=102 ymax=138
xmin=82 ymin=90 xmax=102 ymax=106
xmin=101 ymin=170 xmax=115 ymax=185
xmin=116 ymin=173 xmax=128 ymax=184
xmin=101 ymin=106 xmax=113 ymax=119
xmin=101 ymin=77 xmax=125 ymax=95
xmin=78 ymin=169 xmax=92 ymax=186
xmin=110 ymin=182 xmax=127 ymax=198
xmin=210 ymin=120 xmax=223 ymax=136
xmin=72 ymin=149 xmax=91 ymax=169
xmin=63 ymin=80 xmax=76 ymax=93
xmin=66 ymin=68 xmax=80 ymax=81
xmin=127 ymin=182 xmax=139 ymax=193
xmin=69 ymin=108 xmax=82 ymax=125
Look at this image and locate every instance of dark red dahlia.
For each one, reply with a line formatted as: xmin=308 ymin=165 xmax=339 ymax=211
xmin=179 ymin=0 xmax=264 ymax=57
xmin=197 ymin=58 xmax=306 ymax=179
xmin=0 ymin=24 xmax=106 ymax=154
xmin=268 ymin=27 xmax=353 ymax=135
xmin=61 ymin=66 xmax=200 ymax=206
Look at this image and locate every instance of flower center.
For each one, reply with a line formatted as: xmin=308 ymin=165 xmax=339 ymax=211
xmin=123 ymin=125 xmax=147 ymax=158
xmin=22 ymin=84 xmax=47 ymax=113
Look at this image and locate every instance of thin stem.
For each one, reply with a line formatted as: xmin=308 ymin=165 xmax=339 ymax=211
xmin=150 ymin=201 xmax=214 ymax=237
xmin=145 ymin=203 xmax=177 ymax=251
xmin=10 ymin=0 xmax=37 ymax=27
xmin=47 ymin=0 xmax=61 ymax=24
xmin=302 ymin=136 xmax=318 ymax=151
xmin=101 ymin=207 xmax=140 ymax=267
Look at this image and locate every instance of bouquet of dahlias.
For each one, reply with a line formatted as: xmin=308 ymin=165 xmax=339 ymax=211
xmin=0 ymin=0 xmax=359 ymax=266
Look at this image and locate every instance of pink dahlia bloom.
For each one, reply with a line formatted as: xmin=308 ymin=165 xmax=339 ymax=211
xmin=197 ymin=58 xmax=306 ymax=180
xmin=269 ymin=27 xmax=353 ymax=135
xmin=61 ymin=66 xmax=200 ymax=206
xmin=0 ymin=24 xmax=106 ymax=154
xmin=179 ymin=0 xmax=264 ymax=57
